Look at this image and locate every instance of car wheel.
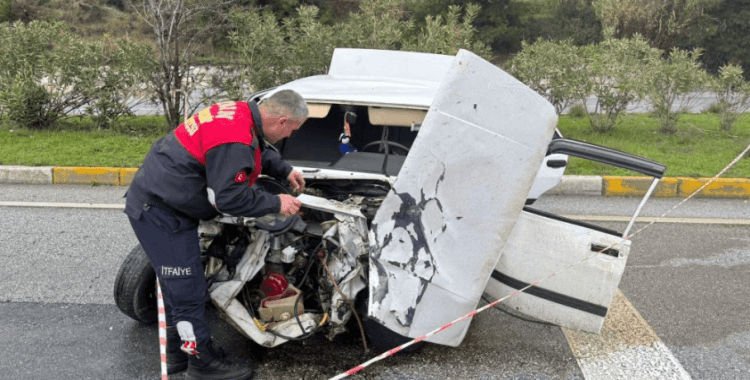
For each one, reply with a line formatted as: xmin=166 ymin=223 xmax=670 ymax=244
xmin=114 ymin=244 xmax=158 ymax=324
xmin=354 ymin=290 xmax=425 ymax=353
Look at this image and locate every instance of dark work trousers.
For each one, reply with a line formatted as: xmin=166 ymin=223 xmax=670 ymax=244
xmin=127 ymin=203 xmax=211 ymax=350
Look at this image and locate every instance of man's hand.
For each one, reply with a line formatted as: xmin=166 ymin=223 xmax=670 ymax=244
xmin=287 ymin=170 xmax=306 ymax=192
xmin=278 ymin=194 xmax=301 ymax=216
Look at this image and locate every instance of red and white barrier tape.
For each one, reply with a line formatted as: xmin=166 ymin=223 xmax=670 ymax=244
xmin=328 ymin=141 xmax=750 ymax=380
xmin=157 ymin=280 xmax=168 ymax=380
xmin=155 ymin=89 xmax=187 ymax=380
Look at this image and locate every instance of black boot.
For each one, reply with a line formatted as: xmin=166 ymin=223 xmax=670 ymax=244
xmin=186 ymin=340 xmax=254 ymax=380
xmin=166 ymin=326 xmax=189 ymax=374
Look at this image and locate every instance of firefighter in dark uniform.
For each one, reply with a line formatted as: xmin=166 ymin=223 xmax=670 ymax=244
xmin=124 ymin=90 xmax=308 ymax=380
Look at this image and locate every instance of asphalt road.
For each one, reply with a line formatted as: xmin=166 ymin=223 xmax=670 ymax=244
xmin=0 ymin=184 xmax=748 ymax=380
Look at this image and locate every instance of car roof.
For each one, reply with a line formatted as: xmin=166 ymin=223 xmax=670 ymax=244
xmin=272 ymin=48 xmax=454 ymax=110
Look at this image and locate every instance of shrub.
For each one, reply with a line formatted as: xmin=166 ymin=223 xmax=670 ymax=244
xmin=568 ymin=104 xmax=587 ymax=118
xmin=0 ymin=21 xmax=153 ymax=130
xmin=642 ymin=49 xmax=709 ymax=134
xmin=582 ymin=34 xmax=659 ymax=133
xmin=82 ymin=37 xmax=155 ymax=130
xmin=710 ymin=64 xmax=750 ymax=132
xmin=0 ymin=80 xmax=54 ymax=129
xmin=508 ymin=39 xmax=588 ymax=115
xmin=402 ymin=4 xmax=492 ymax=59
xmin=703 ymin=101 xmax=724 ymax=114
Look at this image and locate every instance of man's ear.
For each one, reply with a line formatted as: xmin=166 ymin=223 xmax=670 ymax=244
xmin=277 ymin=116 xmax=289 ymax=126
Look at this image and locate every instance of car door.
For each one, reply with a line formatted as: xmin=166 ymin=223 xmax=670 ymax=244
xmin=485 ymin=139 xmax=666 ymax=333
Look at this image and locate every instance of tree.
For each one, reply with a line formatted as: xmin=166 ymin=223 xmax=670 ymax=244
xmin=583 ymin=34 xmax=660 ymax=133
xmin=84 ymin=36 xmax=157 ymax=130
xmin=405 ymin=0 xmax=531 ymax=55
xmin=225 ymin=5 xmax=346 ymax=97
xmin=641 ymin=48 xmax=710 ymax=133
xmin=695 ymin=0 xmax=750 ymax=80
xmin=223 ymin=0 xmax=491 ymax=101
xmin=0 ymin=0 xmax=11 ymax=23
xmin=593 ymin=0 xmax=716 ymax=51
xmin=508 ymin=39 xmax=589 ymax=115
xmin=127 ymin=0 xmax=235 ymax=129
xmin=710 ymin=64 xmax=750 ymax=132
xmin=344 ymin=0 xmax=413 ymax=50
xmin=527 ymin=0 xmax=604 ymax=46
xmin=401 ymin=4 xmax=491 ymax=58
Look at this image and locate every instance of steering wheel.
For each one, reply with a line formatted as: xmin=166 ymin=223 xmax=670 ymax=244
xmin=360 ymin=141 xmax=410 ymax=156
xmin=248 ymin=177 xmax=299 ymax=233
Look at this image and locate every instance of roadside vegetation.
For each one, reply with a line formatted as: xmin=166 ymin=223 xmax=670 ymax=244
xmin=1 ymin=111 xmax=748 ymax=178
xmin=0 ymin=0 xmax=749 ymax=178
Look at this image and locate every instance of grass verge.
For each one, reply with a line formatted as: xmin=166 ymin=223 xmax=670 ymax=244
xmin=1 ymin=113 xmax=749 ymax=178
xmin=559 ymin=113 xmax=750 ymax=177
xmin=0 ymin=116 xmax=168 ymax=167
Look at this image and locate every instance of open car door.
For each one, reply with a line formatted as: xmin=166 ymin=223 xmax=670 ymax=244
xmin=484 ymin=139 xmax=667 ymax=333
xmin=366 ymin=49 xmax=558 ymax=346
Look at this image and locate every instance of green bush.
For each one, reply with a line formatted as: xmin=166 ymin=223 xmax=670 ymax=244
xmin=583 ymin=34 xmax=658 ymax=133
xmin=710 ymin=64 xmax=750 ymax=132
xmin=1 ymin=81 xmax=55 ymax=129
xmin=0 ymin=21 xmax=155 ymax=130
xmin=510 ymin=34 xmax=659 ymax=133
xmin=703 ymin=101 xmax=724 ymax=114
xmin=508 ymin=39 xmax=588 ymax=115
xmin=568 ymin=104 xmax=586 ymax=118
xmin=641 ymin=49 xmax=709 ymax=134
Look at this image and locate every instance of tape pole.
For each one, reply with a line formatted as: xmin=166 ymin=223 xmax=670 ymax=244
xmin=328 ymin=141 xmax=750 ymax=380
xmin=157 ymin=280 xmax=168 ymax=380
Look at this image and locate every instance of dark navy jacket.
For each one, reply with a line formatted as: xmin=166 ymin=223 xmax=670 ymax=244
xmin=125 ymin=101 xmax=291 ymax=221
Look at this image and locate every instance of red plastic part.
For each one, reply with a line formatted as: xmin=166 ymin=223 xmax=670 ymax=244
xmin=260 ymin=272 xmax=288 ymax=297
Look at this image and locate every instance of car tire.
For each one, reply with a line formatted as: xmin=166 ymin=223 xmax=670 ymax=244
xmin=114 ymin=244 xmax=158 ymax=324
xmin=354 ymin=290 xmax=425 ymax=353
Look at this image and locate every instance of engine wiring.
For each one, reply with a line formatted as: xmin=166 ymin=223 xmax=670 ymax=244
xmin=317 ymin=244 xmax=369 ymax=353
xmin=200 ymin=178 xmax=380 ymax=351
xmin=236 ymin=240 xmax=329 ymax=342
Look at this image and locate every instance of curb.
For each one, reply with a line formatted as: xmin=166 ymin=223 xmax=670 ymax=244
xmin=1 ymin=166 xmax=749 ymax=198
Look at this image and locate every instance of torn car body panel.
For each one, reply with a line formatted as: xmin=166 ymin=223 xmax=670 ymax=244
xmin=367 ymin=49 xmax=558 ymax=346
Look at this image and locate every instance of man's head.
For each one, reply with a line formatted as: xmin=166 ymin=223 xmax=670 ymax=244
xmin=257 ymin=90 xmax=308 ymax=144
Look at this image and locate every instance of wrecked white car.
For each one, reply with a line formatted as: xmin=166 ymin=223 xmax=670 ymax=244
xmin=114 ymin=49 xmax=666 ymax=351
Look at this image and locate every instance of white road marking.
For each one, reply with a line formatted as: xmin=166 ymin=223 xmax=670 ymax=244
xmin=563 ymin=215 xmax=750 ymax=225
xmin=564 ymin=290 xmax=692 ymax=380
xmin=0 ymin=201 xmax=124 ymax=209
xmin=0 ymin=201 xmax=746 ymax=227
